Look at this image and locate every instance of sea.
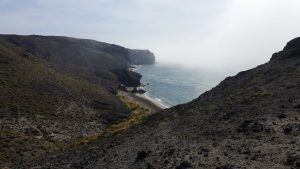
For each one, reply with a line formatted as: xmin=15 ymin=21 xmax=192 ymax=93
xmin=135 ymin=62 xmax=225 ymax=108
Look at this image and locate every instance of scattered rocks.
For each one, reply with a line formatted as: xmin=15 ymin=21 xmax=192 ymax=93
xmin=131 ymin=87 xmax=146 ymax=94
xmin=199 ymin=148 xmax=210 ymax=157
xmin=285 ymin=154 xmax=300 ymax=167
xmin=277 ymin=113 xmax=287 ymax=119
xmin=118 ymin=84 xmax=128 ymax=92
xmin=237 ymin=120 xmax=266 ymax=134
xmin=294 ymin=104 xmax=300 ymax=109
xmin=146 ymin=163 xmax=155 ymax=169
xmin=24 ymin=127 xmax=41 ymax=136
xmin=283 ymin=123 xmax=300 ymax=136
xmin=175 ymin=161 xmax=192 ymax=169
xmin=135 ymin=151 xmax=148 ymax=162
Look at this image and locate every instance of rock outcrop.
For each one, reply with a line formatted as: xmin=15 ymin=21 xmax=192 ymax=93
xmin=128 ymin=49 xmax=155 ymax=65
xmin=15 ymin=37 xmax=300 ymax=169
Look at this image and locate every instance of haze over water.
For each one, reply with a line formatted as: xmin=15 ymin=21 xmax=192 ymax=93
xmin=1 ymin=0 xmax=300 ymax=75
xmin=136 ymin=62 xmax=224 ymax=107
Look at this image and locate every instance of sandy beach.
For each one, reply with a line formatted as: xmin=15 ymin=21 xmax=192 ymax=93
xmin=118 ymin=91 xmax=167 ymax=114
xmin=123 ymin=65 xmax=169 ymax=113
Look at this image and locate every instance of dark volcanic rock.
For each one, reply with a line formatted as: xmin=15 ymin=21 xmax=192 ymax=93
xmin=283 ymin=123 xmax=300 ymax=136
xmin=237 ymin=120 xmax=267 ymax=134
xmin=283 ymin=37 xmax=300 ymax=57
xmin=135 ymin=151 xmax=148 ymax=162
xmin=175 ymin=161 xmax=192 ymax=169
xmin=11 ymin=38 xmax=300 ymax=169
xmin=285 ymin=154 xmax=300 ymax=167
xmin=112 ymin=69 xmax=142 ymax=87
xmin=271 ymin=37 xmax=300 ymax=61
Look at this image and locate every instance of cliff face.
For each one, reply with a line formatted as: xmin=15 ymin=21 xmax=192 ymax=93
xmin=18 ymin=38 xmax=300 ymax=169
xmin=128 ymin=49 xmax=155 ymax=64
xmin=0 ymin=35 xmax=155 ymax=88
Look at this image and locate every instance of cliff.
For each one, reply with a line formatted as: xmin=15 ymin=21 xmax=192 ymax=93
xmin=128 ymin=49 xmax=155 ymax=65
xmin=16 ymin=38 xmax=300 ymax=169
xmin=0 ymin=35 xmax=156 ymax=88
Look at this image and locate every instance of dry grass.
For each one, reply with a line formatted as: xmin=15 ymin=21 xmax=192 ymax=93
xmin=58 ymin=93 xmax=150 ymax=149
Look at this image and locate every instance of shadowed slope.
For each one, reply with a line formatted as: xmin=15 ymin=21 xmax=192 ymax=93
xmin=0 ymin=35 xmax=155 ymax=90
xmin=0 ymin=38 xmax=129 ymax=166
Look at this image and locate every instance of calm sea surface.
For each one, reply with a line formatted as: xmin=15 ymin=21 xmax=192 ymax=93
xmin=136 ymin=62 xmax=224 ymax=107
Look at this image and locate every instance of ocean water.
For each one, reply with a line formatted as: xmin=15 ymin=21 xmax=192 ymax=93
xmin=136 ymin=62 xmax=224 ymax=107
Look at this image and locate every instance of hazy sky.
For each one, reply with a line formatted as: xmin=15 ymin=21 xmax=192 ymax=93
xmin=1 ymin=0 xmax=300 ymax=74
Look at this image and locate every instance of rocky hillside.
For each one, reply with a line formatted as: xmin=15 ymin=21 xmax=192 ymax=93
xmin=0 ymin=38 xmax=129 ymax=165
xmin=0 ymin=35 xmax=155 ymax=89
xmin=0 ymin=35 xmax=155 ymax=167
xmin=16 ymin=37 xmax=300 ymax=169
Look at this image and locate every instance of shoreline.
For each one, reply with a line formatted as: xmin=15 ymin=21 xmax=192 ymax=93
xmin=118 ymin=91 xmax=167 ymax=114
xmin=136 ymin=92 xmax=169 ymax=109
xmin=124 ymin=64 xmax=169 ymax=113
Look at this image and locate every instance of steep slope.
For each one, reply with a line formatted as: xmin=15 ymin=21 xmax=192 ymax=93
xmin=18 ymin=38 xmax=300 ymax=169
xmin=0 ymin=38 xmax=133 ymax=165
xmin=128 ymin=49 xmax=155 ymax=65
xmin=0 ymin=35 xmax=155 ymax=89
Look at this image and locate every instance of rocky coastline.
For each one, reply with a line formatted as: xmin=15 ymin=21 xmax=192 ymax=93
xmin=119 ymin=64 xmax=168 ymax=113
xmin=12 ymin=37 xmax=300 ymax=169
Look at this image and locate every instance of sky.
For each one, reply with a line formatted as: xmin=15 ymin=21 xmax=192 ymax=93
xmin=0 ymin=0 xmax=300 ymax=75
